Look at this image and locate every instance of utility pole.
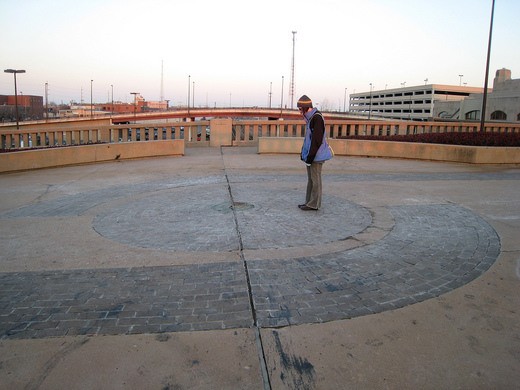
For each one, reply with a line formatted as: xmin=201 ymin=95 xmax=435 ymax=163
xmin=290 ymin=31 xmax=297 ymax=109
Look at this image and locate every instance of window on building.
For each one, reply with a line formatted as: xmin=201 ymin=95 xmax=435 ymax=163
xmin=517 ymin=113 xmax=520 ymax=121
xmin=490 ymin=111 xmax=507 ymax=120
xmin=465 ymin=110 xmax=480 ymax=120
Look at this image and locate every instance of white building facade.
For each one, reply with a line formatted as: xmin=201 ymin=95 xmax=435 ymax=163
xmin=349 ymin=84 xmax=484 ymax=121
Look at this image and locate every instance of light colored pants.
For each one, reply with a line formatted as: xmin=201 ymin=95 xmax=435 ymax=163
xmin=305 ymin=162 xmax=323 ymax=209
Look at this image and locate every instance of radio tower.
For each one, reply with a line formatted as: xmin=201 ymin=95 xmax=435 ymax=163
xmin=290 ymin=31 xmax=297 ymax=109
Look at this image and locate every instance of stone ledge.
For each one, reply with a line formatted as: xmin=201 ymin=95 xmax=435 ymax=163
xmin=258 ymin=137 xmax=520 ymax=164
xmin=0 ymin=140 xmax=185 ymax=173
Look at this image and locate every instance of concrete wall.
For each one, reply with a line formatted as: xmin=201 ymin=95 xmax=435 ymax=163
xmin=258 ymin=137 xmax=520 ymax=164
xmin=0 ymin=140 xmax=184 ymax=173
xmin=210 ymin=118 xmax=233 ymax=147
xmin=0 ymin=118 xmax=112 ymax=132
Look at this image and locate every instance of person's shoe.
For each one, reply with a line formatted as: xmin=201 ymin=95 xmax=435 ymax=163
xmin=300 ymin=205 xmax=318 ymax=211
xmin=298 ymin=204 xmax=307 ymax=209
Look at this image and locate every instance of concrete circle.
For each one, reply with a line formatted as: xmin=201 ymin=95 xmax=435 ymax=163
xmin=92 ymin=183 xmax=372 ymax=252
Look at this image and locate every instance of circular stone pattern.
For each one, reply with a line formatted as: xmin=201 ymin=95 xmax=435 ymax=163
xmin=92 ymin=183 xmax=372 ymax=252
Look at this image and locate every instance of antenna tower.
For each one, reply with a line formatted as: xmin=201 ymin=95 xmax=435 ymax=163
xmin=290 ymin=31 xmax=297 ymax=109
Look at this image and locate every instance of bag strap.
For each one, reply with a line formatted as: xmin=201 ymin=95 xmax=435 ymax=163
xmin=309 ymin=111 xmax=327 ymax=146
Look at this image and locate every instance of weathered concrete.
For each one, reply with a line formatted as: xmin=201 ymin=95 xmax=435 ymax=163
xmin=0 ymin=140 xmax=185 ymax=173
xmin=0 ymin=147 xmax=519 ymax=389
xmin=259 ymin=137 xmax=520 ymax=164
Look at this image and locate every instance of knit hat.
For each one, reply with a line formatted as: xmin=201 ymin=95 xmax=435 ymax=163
xmin=297 ymin=95 xmax=313 ymax=109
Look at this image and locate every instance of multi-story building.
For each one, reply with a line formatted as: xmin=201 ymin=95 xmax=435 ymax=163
xmin=349 ymin=68 xmax=520 ymax=123
xmin=349 ymin=84 xmax=484 ymax=121
xmin=0 ymin=94 xmax=44 ymax=121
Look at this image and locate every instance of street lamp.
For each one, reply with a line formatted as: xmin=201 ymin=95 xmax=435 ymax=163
xmin=368 ymin=83 xmax=373 ymax=120
xmin=343 ymin=87 xmax=348 ymax=113
xmin=111 ymin=84 xmax=114 ymax=117
xmin=268 ymin=82 xmax=273 ymax=108
xmin=90 ymin=79 xmax=93 ymax=118
xmin=4 ymin=69 xmax=26 ymax=130
xmin=187 ymin=75 xmax=191 ymax=118
xmin=130 ymin=92 xmax=139 ymax=122
xmin=458 ymin=74 xmax=464 ymax=86
xmin=481 ymin=0 xmax=495 ymax=132
xmin=280 ymin=75 xmax=284 ymax=117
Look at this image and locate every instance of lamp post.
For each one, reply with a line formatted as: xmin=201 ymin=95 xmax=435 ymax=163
xmin=111 ymin=84 xmax=114 ymax=117
xmin=343 ymin=87 xmax=348 ymax=113
xmin=458 ymin=74 xmax=464 ymax=86
xmin=269 ymin=82 xmax=273 ymax=108
xmin=90 ymin=79 xmax=93 ymax=118
xmin=45 ymin=82 xmax=49 ymax=121
xmin=130 ymin=92 xmax=139 ymax=122
xmin=280 ymin=75 xmax=284 ymax=118
xmin=368 ymin=83 xmax=373 ymax=120
xmin=481 ymin=0 xmax=495 ymax=132
xmin=4 ymin=69 xmax=25 ymax=130
xmin=187 ymin=75 xmax=191 ymax=118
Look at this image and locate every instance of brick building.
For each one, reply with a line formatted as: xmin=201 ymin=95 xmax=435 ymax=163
xmin=0 ymin=94 xmax=44 ymax=121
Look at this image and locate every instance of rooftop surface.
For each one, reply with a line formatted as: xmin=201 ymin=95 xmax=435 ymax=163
xmin=0 ymin=146 xmax=519 ymax=389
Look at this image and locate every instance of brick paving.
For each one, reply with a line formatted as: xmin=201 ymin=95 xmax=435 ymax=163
xmin=0 ymin=160 xmax=507 ymax=340
xmin=0 ymin=263 xmax=252 ymax=339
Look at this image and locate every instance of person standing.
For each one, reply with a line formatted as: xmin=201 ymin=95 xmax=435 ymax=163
xmin=297 ymin=95 xmax=332 ymax=211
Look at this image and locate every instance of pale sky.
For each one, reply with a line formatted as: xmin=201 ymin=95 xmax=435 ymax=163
xmin=1 ymin=0 xmax=519 ymax=110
